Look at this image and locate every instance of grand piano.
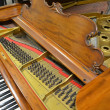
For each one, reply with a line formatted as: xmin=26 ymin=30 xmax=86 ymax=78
xmin=0 ymin=0 xmax=110 ymax=110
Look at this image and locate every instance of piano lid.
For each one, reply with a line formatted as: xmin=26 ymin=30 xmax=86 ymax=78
xmin=12 ymin=0 xmax=104 ymax=83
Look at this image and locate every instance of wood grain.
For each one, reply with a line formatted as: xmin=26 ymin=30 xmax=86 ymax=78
xmin=13 ymin=16 xmax=97 ymax=84
xmin=21 ymin=0 xmax=104 ymax=70
xmin=76 ymin=68 xmax=110 ymax=110
xmin=12 ymin=0 xmax=104 ymax=83
xmin=0 ymin=3 xmax=22 ymax=21
xmin=0 ymin=1 xmax=109 ymax=109
xmin=0 ymin=0 xmax=104 ymax=83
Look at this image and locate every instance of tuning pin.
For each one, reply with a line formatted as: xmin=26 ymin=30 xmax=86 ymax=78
xmin=48 ymin=82 xmax=54 ymax=88
xmin=55 ymin=88 xmax=61 ymax=95
xmin=55 ymin=79 xmax=62 ymax=85
xmin=66 ymin=88 xmax=72 ymax=95
xmin=63 ymin=85 xmax=69 ymax=90
xmin=69 ymin=99 xmax=75 ymax=108
xmin=58 ymin=91 xmax=65 ymax=98
xmin=53 ymin=77 xmax=59 ymax=83
xmin=45 ymin=80 xmax=51 ymax=85
xmin=66 ymin=99 xmax=72 ymax=105
xmin=70 ymin=92 xmax=76 ymax=99
xmin=42 ymin=76 xmax=48 ymax=83
xmin=62 ymin=95 xmax=69 ymax=101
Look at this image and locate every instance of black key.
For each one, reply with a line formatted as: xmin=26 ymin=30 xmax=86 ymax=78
xmin=0 ymin=81 xmax=5 ymax=85
xmin=0 ymin=76 xmax=3 ymax=80
xmin=8 ymin=104 xmax=19 ymax=110
xmin=0 ymin=82 xmax=6 ymax=87
xmin=1 ymin=101 xmax=17 ymax=110
xmin=0 ymin=90 xmax=10 ymax=97
xmin=0 ymin=93 xmax=12 ymax=101
xmin=0 ymin=83 xmax=6 ymax=88
xmin=0 ymin=86 xmax=8 ymax=92
xmin=0 ymin=98 xmax=15 ymax=107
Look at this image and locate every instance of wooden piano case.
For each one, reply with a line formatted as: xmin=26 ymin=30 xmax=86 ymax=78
xmin=0 ymin=0 xmax=110 ymax=110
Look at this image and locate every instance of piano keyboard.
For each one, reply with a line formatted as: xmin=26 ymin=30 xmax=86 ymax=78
xmin=0 ymin=73 xmax=21 ymax=110
xmin=0 ymin=36 xmax=83 ymax=110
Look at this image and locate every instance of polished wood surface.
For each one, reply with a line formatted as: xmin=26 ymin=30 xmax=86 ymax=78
xmin=0 ymin=1 xmax=109 ymax=109
xmin=12 ymin=0 xmax=104 ymax=83
xmin=100 ymin=65 xmax=108 ymax=72
xmin=21 ymin=0 xmax=103 ymax=69
xmin=0 ymin=60 xmax=32 ymax=110
xmin=76 ymin=68 xmax=110 ymax=110
xmin=0 ymin=0 xmax=104 ymax=83
xmin=0 ymin=3 xmax=22 ymax=21
xmin=0 ymin=45 xmax=47 ymax=110
xmin=13 ymin=16 xmax=97 ymax=84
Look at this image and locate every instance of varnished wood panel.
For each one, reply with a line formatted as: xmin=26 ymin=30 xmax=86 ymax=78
xmin=76 ymin=68 xmax=110 ymax=110
xmin=12 ymin=0 xmax=104 ymax=83
xmin=13 ymin=16 xmax=97 ymax=84
xmin=21 ymin=0 xmax=103 ymax=70
xmin=0 ymin=3 xmax=22 ymax=21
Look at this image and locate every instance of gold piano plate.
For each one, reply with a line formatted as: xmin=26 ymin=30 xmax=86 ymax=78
xmin=98 ymin=32 xmax=110 ymax=47
xmin=104 ymin=58 xmax=110 ymax=68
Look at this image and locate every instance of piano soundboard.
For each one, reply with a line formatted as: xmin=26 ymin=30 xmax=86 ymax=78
xmin=0 ymin=25 xmax=83 ymax=110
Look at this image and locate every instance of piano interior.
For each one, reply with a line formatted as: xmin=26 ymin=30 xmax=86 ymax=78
xmin=0 ymin=21 xmax=84 ymax=110
xmin=0 ymin=0 xmax=110 ymax=110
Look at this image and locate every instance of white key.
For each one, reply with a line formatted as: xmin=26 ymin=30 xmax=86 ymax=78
xmin=0 ymin=100 xmax=16 ymax=110
xmin=0 ymin=92 xmax=11 ymax=99
xmin=7 ymin=104 xmax=18 ymax=110
xmin=0 ymin=96 xmax=14 ymax=105
xmin=15 ymin=107 xmax=21 ymax=110
xmin=0 ymin=79 xmax=4 ymax=83
xmin=0 ymin=88 xmax=10 ymax=95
